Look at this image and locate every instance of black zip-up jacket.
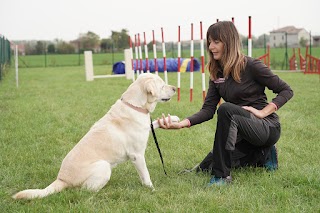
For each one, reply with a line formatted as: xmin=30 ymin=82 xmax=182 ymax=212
xmin=187 ymin=56 xmax=294 ymax=126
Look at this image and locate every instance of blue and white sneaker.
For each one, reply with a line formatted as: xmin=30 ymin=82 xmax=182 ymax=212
xmin=207 ymin=176 xmax=232 ymax=187
xmin=264 ymin=145 xmax=278 ymax=171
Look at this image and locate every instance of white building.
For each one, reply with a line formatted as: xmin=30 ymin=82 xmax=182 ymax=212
xmin=269 ymin=26 xmax=311 ymax=48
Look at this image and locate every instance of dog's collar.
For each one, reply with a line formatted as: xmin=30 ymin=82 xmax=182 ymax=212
xmin=121 ymin=99 xmax=149 ymax=114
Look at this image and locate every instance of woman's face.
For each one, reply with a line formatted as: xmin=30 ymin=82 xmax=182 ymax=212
xmin=208 ymin=37 xmax=224 ymax=60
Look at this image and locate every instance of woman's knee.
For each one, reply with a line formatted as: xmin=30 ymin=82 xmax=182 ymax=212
xmin=217 ymin=102 xmax=236 ymax=116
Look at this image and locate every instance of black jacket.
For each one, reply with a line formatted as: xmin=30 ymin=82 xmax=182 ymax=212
xmin=187 ymin=56 xmax=294 ymax=126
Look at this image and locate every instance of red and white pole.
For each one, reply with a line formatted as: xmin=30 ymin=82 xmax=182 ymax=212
xmin=138 ymin=33 xmax=143 ymax=74
xmin=177 ymin=25 xmax=181 ymax=101
xmin=128 ymin=36 xmax=135 ymax=81
xmin=190 ymin=23 xmax=194 ymax=102
xmin=161 ymin=27 xmax=168 ymax=84
xmin=152 ymin=30 xmax=158 ymax=75
xmin=134 ymin=34 xmax=139 ymax=78
xmin=200 ymin=21 xmax=206 ymax=101
xmin=143 ymin=32 xmax=149 ymax=73
xmin=248 ymin=16 xmax=252 ymax=57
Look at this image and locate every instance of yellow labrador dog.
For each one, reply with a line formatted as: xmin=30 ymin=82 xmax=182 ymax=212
xmin=13 ymin=73 xmax=178 ymax=200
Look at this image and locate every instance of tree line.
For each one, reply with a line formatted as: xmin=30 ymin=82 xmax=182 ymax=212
xmin=15 ymin=29 xmax=273 ymax=55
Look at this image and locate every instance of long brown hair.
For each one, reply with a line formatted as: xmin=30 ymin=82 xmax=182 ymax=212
xmin=206 ymin=21 xmax=246 ymax=82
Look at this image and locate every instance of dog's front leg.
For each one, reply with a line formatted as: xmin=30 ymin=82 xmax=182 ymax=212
xmin=129 ymin=154 xmax=154 ymax=190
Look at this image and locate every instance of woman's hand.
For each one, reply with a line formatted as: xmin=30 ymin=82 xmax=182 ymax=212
xmin=157 ymin=114 xmax=185 ymax=129
xmin=242 ymin=103 xmax=276 ymax=119
xmin=242 ymin=106 xmax=265 ymax=118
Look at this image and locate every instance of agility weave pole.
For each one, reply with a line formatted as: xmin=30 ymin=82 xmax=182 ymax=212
xmin=128 ymin=16 xmax=254 ymax=101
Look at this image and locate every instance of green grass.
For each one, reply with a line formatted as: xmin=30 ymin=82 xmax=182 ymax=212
xmin=0 ymin=66 xmax=319 ymax=212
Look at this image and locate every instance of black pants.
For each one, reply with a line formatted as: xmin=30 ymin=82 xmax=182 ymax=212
xmin=199 ymin=102 xmax=281 ymax=178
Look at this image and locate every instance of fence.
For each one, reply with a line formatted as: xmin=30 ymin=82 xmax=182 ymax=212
xmin=298 ymin=46 xmax=320 ymax=74
xmin=0 ymin=35 xmax=11 ymax=80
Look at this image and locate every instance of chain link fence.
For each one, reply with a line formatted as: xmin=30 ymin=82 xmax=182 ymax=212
xmin=0 ymin=35 xmax=12 ymax=81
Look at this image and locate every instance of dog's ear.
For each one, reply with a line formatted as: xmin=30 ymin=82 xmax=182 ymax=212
xmin=144 ymin=79 xmax=157 ymax=97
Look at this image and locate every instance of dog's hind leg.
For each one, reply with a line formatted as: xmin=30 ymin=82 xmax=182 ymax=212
xmin=82 ymin=160 xmax=111 ymax=191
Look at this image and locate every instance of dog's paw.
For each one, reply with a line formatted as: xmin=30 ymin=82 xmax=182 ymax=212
xmin=152 ymin=115 xmax=180 ymax=129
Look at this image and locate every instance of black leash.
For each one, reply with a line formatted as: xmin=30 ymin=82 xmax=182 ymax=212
xmin=150 ymin=117 xmax=167 ymax=175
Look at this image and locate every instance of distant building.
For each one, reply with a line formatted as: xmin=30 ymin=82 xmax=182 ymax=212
xmin=312 ymin=35 xmax=320 ymax=47
xmin=269 ymin=26 xmax=311 ymax=48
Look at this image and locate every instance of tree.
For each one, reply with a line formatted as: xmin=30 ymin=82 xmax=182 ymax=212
xmin=56 ymin=41 xmax=75 ymax=54
xmin=35 ymin=41 xmax=45 ymax=54
xmin=78 ymin=31 xmax=100 ymax=52
xmin=254 ymin=34 xmax=269 ymax=48
xmin=299 ymin=37 xmax=308 ymax=47
xmin=100 ymin=38 xmax=113 ymax=52
xmin=47 ymin=44 xmax=55 ymax=53
xmin=110 ymin=29 xmax=130 ymax=50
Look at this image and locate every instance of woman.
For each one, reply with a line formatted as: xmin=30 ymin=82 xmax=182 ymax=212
xmin=158 ymin=21 xmax=293 ymax=186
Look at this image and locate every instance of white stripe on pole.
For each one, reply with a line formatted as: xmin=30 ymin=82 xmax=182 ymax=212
xmin=134 ymin=34 xmax=139 ymax=78
xmin=200 ymin=21 xmax=206 ymax=101
xmin=152 ymin=30 xmax=158 ymax=76
xmin=129 ymin=36 xmax=135 ymax=81
xmin=190 ymin=23 xmax=194 ymax=102
xmin=143 ymin=32 xmax=149 ymax=73
xmin=161 ymin=27 xmax=168 ymax=84
xmin=138 ymin=34 xmax=143 ymax=74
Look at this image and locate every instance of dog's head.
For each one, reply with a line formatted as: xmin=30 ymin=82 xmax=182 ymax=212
xmin=121 ymin=73 xmax=176 ymax=113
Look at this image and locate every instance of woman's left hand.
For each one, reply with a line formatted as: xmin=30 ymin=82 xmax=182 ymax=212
xmin=242 ymin=106 xmax=265 ymax=119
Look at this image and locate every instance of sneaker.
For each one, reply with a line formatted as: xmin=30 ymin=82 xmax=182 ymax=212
xmin=207 ymin=176 xmax=232 ymax=187
xmin=264 ymin=145 xmax=278 ymax=171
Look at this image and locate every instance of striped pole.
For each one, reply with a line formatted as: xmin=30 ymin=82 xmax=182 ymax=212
xmin=128 ymin=36 xmax=135 ymax=81
xmin=200 ymin=21 xmax=206 ymax=101
xmin=248 ymin=16 xmax=252 ymax=57
xmin=138 ymin=33 xmax=143 ymax=74
xmin=177 ymin=25 xmax=181 ymax=101
xmin=143 ymin=32 xmax=149 ymax=73
xmin=152 ymin=30 xmax=158 ymax=75
xmin=134 ymin=34 xmax=139 ymax=78
xmin=161 ymin=27 xmax=168 ymax=84
xmin=190 ymin=23 xmax=194 ymax=102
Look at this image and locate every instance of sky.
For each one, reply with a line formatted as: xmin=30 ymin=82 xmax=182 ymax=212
xmin=1 ymin=0 xmax=319 ymax=43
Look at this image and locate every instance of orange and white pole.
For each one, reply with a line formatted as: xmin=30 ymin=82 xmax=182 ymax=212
xmin=248 ymin=16 xmax=252 ymax=57
xmin=152 ymin=30 xmax=158 ymax=75
xmin=190 ymin=23 xmax=194 ymax=102
xmin=200 ymin=21 xmax=206 ymax=101
xmin=177 ymin=25 xmax=181 ymax=101
xmin=134 ymin=34 xmax=139 ymax=78
xmin=161 ymin=27 xmax=168 ymax=84
xmin=128 ymin=36 xmax=135 ymax=81
xmin=143 ymin=32 xmax=149 ymax=73
xmin=138 ymin=33 xmax=143 ymax=74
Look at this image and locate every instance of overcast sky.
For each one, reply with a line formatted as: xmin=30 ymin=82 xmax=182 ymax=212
xmin=1 ymin=0 xmax=319 ymax=43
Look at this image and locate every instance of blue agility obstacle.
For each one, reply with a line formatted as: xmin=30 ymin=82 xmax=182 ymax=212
xmin=112 ymin=58 xmax=201 ymax=74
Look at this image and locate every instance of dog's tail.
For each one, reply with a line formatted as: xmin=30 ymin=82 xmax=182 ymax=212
xmin=12 ymin=179 xmax=68 ymax=200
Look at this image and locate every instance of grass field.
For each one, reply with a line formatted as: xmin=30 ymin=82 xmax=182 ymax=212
xmin=0 ymin=65 xmax=319 ymax=212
